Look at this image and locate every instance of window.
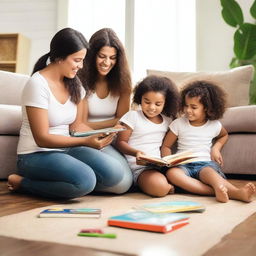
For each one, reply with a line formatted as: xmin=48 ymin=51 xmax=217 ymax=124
xmin=67 ymin=0 xmax=196 ymax=83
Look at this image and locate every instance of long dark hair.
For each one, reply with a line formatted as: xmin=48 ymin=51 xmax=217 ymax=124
xmin=133 ymin=75 xmax=180 ymax=119
xmin=78 ymin=28 xmax=132 ymax=96
xmin=32 ymin=27 xmax=89 ymax=104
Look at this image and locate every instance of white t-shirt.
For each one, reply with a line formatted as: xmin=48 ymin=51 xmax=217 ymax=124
xmin=87 ymin=92 xmax=119 ymax=122
xmin=120 ymin=110 xmax=172 ymax=170
xmin=169 ymin=116 xmax=222 ymax=161
xmin=17 ymin=72 xmax=86 ymax=154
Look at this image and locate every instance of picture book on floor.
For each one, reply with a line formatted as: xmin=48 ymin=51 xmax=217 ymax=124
xmin=138 ymin=150 xmax=208 ymax=167
xmin=108 ymin=210 xmax=189 ymax=233
xmin=38 ymin=208 xmax=101 ymax=218
xmin=70 ymin=127 xmax=126 ymax=137
xmin=135 ymin=201 xmax=206 ymax=213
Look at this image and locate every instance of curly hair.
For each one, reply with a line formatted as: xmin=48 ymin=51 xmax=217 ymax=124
xmin=133 ymin=75 xmax=180 ymax=118
xmin=180 ymin=80 xmax=227 ymax=120
xmin=78 ymin=28 xmax=132 ymax=96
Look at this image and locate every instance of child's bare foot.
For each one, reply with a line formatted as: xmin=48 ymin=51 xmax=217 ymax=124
xmin=7 ymin=174 xmax=23 ymax=191
xmin=214 ymin=184 xmax=229 ymax=203
xmin=168 ymin=184 xmax=175 ymax=194
xmin=230 ymin=183 xmax=256 ymax=203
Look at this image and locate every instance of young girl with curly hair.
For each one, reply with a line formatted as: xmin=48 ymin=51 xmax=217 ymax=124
xmin=161 ymin=80 xmax=256 ymax=203
xmin=116 ymin=75 xmax=180 ymax=197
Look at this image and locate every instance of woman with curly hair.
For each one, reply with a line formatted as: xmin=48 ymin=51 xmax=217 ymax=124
xmin=78 ymin=28 xmax=133 ymax=194
xmin=161 ymin=80 xmax=256 ymax=203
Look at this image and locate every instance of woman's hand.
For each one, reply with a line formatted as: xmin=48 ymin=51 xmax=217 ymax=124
xmin=84 ymin=133 xmax=115 ymax=149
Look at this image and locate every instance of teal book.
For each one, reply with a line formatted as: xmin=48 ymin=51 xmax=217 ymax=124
xmin=108 ymin=211 xmax=189 ymax=233
xmin=70 ymin=127 xmax=126 ymax=137
xmin=136 ymin=201 xmax=205 ymax=213
xmin=38 ymin=208 xmax=101 ymax=218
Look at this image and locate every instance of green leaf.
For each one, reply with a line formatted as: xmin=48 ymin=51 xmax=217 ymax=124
xmin=249 ymin=62 xmax=256 ymax=104
xmin=250 ymin=0 xmax=256 ymax=19
xmin=229 ymin=57 xmax=241 ymax=68
xmin=220 ymin=0 xmax=244 ymax=27
xmin=234 ymin=23 xmax=256 ymax=59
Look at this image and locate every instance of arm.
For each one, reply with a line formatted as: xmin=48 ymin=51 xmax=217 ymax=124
xmin=160 ymin=130 xmax=178 ymax=157
xmin=28 ymin=99 xmax=114 ymax=150
xmin=115 ymin=123 xmax=142 ymax=157
xmin=83 ymin=91 xmax=131 ymax=129
xmin=211 ymin=126 xmax=228 ymax=166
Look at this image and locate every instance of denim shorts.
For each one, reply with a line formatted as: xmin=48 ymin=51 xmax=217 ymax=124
xmin=178 ymin=161 xmax=226 ymax=180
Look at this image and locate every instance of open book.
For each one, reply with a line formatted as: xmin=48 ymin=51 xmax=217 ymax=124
xmin=138 ymin=150 xmax=206 ymax=167
xmin=70 ymin=127 xmax=126 ymax=137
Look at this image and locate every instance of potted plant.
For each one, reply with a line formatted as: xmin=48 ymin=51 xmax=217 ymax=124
xmin=220 ymin=0 xmax=256 ymax=104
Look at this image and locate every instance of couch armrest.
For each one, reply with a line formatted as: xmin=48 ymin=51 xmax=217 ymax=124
xmin=0 ymin=104 xmax=22 ymax=135
xmin=220 ymin=105 xmax=256 ymax=133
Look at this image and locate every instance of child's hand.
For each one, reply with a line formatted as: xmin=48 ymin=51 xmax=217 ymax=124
xmin=136 ymin=151 xmax=148 ymax=166
xmin=211 ymin=148 xmax=224 ymax=166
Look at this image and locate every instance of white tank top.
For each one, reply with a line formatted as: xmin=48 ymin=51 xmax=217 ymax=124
xmin=87 ymin=92 xmax=119 ymax=122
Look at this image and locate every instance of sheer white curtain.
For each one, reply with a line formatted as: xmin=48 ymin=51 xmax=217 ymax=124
xmin=67 ymin=0 xmax=196 ymax=83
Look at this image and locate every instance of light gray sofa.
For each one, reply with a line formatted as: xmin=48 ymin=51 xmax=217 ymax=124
xmin=0 ymin=70 xmax=29 ymax=179
xmin=148 ymin=65 xmax=256 ymax=176
xmin=0 ymin=68 xmax=255 ymax=179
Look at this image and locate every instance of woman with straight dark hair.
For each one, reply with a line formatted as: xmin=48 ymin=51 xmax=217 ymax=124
xmin=7 ymin=28 xmax=125 ymax=199
xmin=78 ymin=28 xmax=133 ymax=193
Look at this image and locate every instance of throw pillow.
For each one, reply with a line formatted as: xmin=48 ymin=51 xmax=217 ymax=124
xmin=147 ymin=65 xmax=254 ymax=107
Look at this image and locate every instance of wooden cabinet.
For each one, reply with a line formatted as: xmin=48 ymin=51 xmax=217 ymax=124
xmin=0 ymin=33 xmax=30 ymax=74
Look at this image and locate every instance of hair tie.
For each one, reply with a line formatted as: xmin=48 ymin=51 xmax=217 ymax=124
xmin=46 ymin=52 xmax=51 ymax=65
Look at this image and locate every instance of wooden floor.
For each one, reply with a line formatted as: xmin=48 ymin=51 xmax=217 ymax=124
xmin=1 ymin=176 xmax=256 ymax=256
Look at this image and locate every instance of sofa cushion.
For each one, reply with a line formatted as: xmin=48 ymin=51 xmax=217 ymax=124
xmin=147 ymin=65 xmax=254 ymax=107
xmin=0 ymin=70 xmax=29 ymax=105
xmin=220 ymin=105 xmax=256 ymax=133
xmin=0 ymin=104 xmax=22 ymax=135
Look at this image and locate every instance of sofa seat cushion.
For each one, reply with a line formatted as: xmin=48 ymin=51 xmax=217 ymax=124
xmin=220 ymin=105 xmax=256 ymax=133
xmin=0 ymin=104 xmax=22 ymax=135
xmin=147 ymin=65 xmax=254 ymax=107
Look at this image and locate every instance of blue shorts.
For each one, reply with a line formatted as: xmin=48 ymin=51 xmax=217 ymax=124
xmin=178 ymin=161 xmax=226 ymax=180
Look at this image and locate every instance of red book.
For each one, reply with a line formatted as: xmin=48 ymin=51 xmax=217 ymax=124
xmin=108 ymin=211 xmax=189 ymax=233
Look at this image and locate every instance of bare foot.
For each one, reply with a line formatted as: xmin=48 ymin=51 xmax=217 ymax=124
xmin=214 ymin=184 xmax=229 ymax=203
xmin=231 ymin=183 xmax=256 ymax=203
xmin=168 ymin=184 xmax=175 ymax=194
xmin=7 ymin=174 xmax=23 ymax=191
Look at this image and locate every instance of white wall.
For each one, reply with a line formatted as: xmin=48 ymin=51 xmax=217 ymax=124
xmin=0 ymin=0 xmax=58 ymax=74
xmin=196 ymin=0 xmax=255 ymax=71
xmin=0 ymin=0 xmax=254 ymax=74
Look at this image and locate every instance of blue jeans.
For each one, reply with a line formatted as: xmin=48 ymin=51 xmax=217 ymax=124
xmin=96 ymin=145 xmax=133 ymax=194
xmin=17 ymin=146 xmax=126 ymax=199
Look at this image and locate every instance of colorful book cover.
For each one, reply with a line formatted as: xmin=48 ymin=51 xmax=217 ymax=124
xmin=137 ymin=201 xmax=205 ymax=213
xmin=70 ymin=127 xmax=126 ymax=137
xmin=38 ymin=208 xmax=101 ymax=218
xmin=108 ymin=211 xmax=189 ymax=233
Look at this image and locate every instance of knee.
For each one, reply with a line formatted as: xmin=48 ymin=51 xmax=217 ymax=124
xmin=109 ymin=178 xmax=133 ymax=194
xmin=147 ymin=184 xmax=171 ymax=197
xmin=139 ymin=174 xmax=172 ymax=197
xmin=65 ymin=173 xmax=97 ymax=199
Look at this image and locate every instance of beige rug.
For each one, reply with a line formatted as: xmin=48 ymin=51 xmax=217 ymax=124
xmin=0 ymin=192 xmax=256 ymax=256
